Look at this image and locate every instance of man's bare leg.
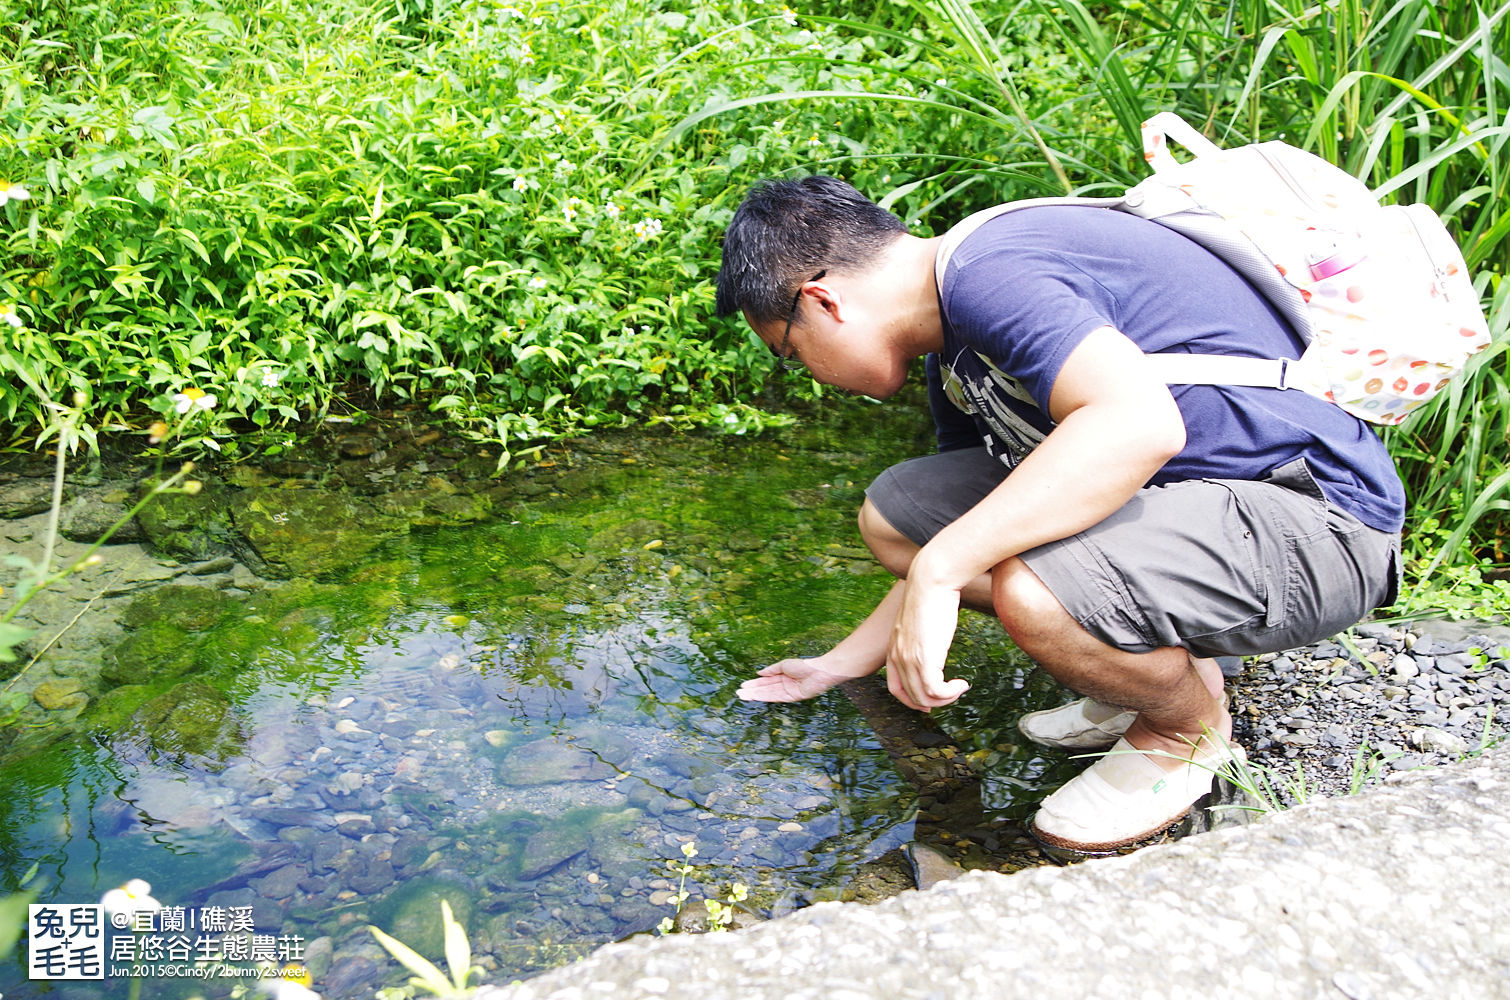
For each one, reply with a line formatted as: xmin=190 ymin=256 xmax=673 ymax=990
xmin=991 ymin=555 xmax=1230 ymax=766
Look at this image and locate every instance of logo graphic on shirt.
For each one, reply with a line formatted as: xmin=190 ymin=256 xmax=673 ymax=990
xmin=940 ymin=350 xmax=1049 ymax=468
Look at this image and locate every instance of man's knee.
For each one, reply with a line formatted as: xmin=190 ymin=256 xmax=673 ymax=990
xmin=858 ymin=497 xmax=917 ymax=578
xmin=991 ymin=557 xmax=1068 ymax=642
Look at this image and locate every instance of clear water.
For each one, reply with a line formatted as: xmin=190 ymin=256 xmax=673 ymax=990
xmin=0 ymin=401 xmax=1072 ymax=995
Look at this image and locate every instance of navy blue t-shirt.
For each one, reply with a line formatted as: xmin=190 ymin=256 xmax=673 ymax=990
xmin=933 ymin=206 xmax=1405 ymax=532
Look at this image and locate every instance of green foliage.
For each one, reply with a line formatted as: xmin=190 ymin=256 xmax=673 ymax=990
xmin=0 ymin=0 xmax=843 ymax=462
xmin=678 ymin=0 xmax=1510 ymax=598
xmin=654 ymin=840 xmax=748 ymax=934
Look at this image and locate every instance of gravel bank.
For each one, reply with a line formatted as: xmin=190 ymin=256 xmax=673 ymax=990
xmin=1229 ymin=618 xmax=1510 ymax=804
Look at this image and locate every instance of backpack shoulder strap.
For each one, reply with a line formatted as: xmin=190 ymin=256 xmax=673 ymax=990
xmin=933 ymin=196 xmax=1124 ymax=289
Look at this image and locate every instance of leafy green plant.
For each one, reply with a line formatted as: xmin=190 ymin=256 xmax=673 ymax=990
xmin=655 ymin=840 xmax=749 ymax=934
xmin=369 ymin=899 xmax=477 ymax=999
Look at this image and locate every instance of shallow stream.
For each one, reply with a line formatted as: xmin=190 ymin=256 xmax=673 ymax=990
xmin=0 ymin=397 xmax=1074 ymax=996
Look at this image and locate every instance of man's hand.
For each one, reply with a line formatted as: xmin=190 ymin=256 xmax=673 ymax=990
xmin=884 ymin=578 xmax=971 ymax=712
xmin=737 ymin=658 xmax=858 ymax=702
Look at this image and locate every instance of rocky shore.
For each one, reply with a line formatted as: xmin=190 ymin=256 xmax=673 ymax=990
xmin=1229 ymin=619 xmax=1509 ymax=803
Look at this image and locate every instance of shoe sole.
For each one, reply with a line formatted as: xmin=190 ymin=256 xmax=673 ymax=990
xmin=1028 ymin=809 xmax=1190 ymax=854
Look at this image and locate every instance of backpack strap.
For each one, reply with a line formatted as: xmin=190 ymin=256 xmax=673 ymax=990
xmin=1146 ymin=353 xmax=1291 ymax=389
xmin=932 ymin=196 xmax=1123 ymax=290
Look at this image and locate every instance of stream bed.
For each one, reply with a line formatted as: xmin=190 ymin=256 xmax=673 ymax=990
xmin=0 ymin=397 xmax=1071 ymax=997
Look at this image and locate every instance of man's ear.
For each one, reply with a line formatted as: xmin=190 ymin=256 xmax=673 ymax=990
xmin=805 ymin=279 xmax=844 ymax=323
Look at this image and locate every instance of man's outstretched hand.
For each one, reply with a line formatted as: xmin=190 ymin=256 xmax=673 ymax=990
xmin=736 ymin=658 xmax=858 ymax=703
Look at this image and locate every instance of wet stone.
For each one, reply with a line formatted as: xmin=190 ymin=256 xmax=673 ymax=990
xmin=32 ymin=678 xmax=88 ymax=711
xmin=251 ymin=863 xmax=308 ymax=900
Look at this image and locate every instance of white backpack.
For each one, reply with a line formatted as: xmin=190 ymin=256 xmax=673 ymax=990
xmin=935 ymin=113 xmax=1494 ymax=425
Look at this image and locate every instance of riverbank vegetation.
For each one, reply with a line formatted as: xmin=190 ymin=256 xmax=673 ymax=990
xmin=2 ymin=0 xmax=1506 ymax=612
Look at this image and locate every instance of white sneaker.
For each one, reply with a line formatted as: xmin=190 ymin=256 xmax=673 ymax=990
xmin=1030 ymin=736 xmax=1245 ymax=852
xmin=1017 ymin=697 xmax=1136 ymax=751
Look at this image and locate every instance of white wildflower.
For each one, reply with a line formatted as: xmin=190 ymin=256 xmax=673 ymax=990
xmin=632 ymin=218 xmax=663 ymax=241
xmin=101 ymin=879 xmax=161 ymax=919
xmin=0 ymin=181 xmax=31 ymax=205
xmin=170 ymin=387 xmax=217 ymax=414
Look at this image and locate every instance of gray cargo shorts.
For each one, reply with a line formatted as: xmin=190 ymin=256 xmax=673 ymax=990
xmin=865 ymin=448 xmax=1401 ymax=658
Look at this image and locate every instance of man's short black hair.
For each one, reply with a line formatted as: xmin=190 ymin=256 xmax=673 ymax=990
xmin=715 ymin=175 xmax=907 ymax=324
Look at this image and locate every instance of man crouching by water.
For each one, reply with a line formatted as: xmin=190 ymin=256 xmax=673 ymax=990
xmin=714 ymin=175 xmax=1403 ymax=852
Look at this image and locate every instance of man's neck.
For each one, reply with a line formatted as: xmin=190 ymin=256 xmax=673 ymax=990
xmin=874 ymin=234 xmax=946 ymax=358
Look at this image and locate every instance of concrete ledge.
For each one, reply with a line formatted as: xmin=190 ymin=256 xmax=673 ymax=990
xmin=488 ymin=748 xmax=1510 ymax=1000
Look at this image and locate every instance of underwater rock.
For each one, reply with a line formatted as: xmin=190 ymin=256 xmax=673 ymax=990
xmin=230 ymin=488 xmax=410 ymax=579
xmin=84 ymin=683 xmax=155 ymax=731
xmin=101 ymin=620 xmax=200 ymax=688
xmin=502 ymin=738 xmax=612 ymax=786
xmin=375 ymin=478 xmax=494 ymax=528
xmin=0 ymin=476 xmax=53 ymax=518
xmin=135 ymin=479 xmax=236 ymax=560
xmin=371 ymin=875 xmax=476 ymax=957
xmin=32 ymin=677 xmax=88 ymax=712
xmin=902 ymin=842 xmax=966 ymax=890
xmin=518 ymin=824 xmax=592 ymax=881
xmin=58 ymin=487 xmax=143 ymax=543
xmin=119 ymin=584 xmax=231 ymax=632
xmin=127 ymin=680 xmax=242 ymax=761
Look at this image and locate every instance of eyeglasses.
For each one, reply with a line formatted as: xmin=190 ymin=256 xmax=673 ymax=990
xmin=775 ymin=269 xmax=826 ymax=372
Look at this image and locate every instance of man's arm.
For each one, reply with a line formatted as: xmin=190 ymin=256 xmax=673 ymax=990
xmin=883 ymin=325 xmax=1187 ymax=711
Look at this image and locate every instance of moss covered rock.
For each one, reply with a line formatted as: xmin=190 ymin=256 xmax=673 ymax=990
xmin=102 ymin=620 xmax=201 ymax=688
xmin=136 ymin=480 xmax=236 ymax=560
xmin=128 ymin=680 xmax=242 ymax=761
xmin=230 ymin=488 xmax=410 ymax=579
xmin=371 ymin=875 xmax=476 ymax=959
xmin=119 ymin=584 xmax=231 ymax=632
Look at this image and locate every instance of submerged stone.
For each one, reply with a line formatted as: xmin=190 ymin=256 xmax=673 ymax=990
xmin=136 ymin=480 xmax=236 ymax=560
xmin=102 ymin=620 xmax=200 ymax=688
xmin=501 ymin=738 xmax=612 ymax=786
xmin=375 ymin=480 xmax=494 ymax=528
xmin=85 ymin=684 xmax=156 ymax=732
xmin=119 ymin=584 xmax=231 ymax=632
xmin=231 ymin=488 xmax=410 ymax=579
xmin=32 ymin=677 xmax=88 ymax=712
xmin=371 ymin=875 xmax=476 ymax=958
xmin=128 ymin=680 xmax=242 ymax=761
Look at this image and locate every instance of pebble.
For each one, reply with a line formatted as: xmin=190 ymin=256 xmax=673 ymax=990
xmin=1233 ymin=623 xmax=1508 ymax=802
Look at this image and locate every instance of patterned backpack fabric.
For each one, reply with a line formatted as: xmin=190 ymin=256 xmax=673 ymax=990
xmin=934 ymin=113 xmax=1494 ymax=425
